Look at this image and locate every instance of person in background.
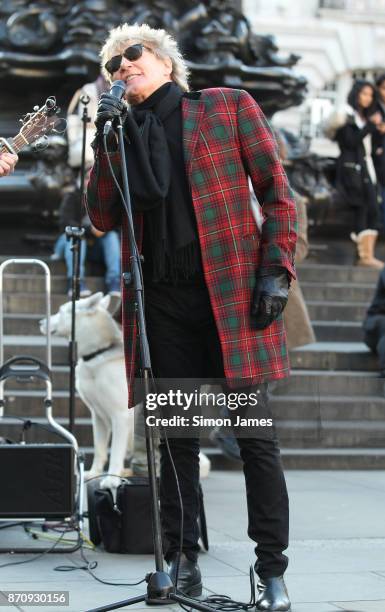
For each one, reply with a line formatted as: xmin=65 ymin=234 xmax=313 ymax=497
xmin=51 ymin=188 xmax=91 ymax=297
xmin=276 ymin=130 xmax=315 ymax=351
xmin=85 ymin=221 xmax=121 ymax=297
xmin=52 ymin=188 xmax=121 ymax=297
xmin=324 ymin=80 xmax=384 ymax=269
xmin=363 ymin=267 xmax=385 ymax=376
xmin=372 ymin=73 xmax=385 ymax=230
xmin=67 ymin=75 xmax=109 ymax=170
xmin=0 ymin=151 xmax=18 ymax=176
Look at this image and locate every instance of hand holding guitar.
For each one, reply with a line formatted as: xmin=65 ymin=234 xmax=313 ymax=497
xmin=0 ymin=152 xmax=18 ymax=177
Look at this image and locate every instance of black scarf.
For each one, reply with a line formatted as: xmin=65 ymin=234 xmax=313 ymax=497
xmin=124 ymin=81 xmax=201 ymax=283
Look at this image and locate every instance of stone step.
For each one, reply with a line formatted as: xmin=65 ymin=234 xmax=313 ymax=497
xmin=312 ymin=321 xmax=364 ymax=342
xmin=1 ymin=366 xmax=70 ymax=390
xmin=307 ymin=301 xmax=368 ymax=322
xmin=1 ymin=274 xmax=104 ymax=294
xmin=297 ymin=263 xmax=380 ymax=284
xmin=273 ymin=370 xmax=384 ymax=395
xmin=203 ymin=446 xmax=385 ymax=470
xmin=1 ymin=389 xmax=89 ymax=417
xmin=269 ymin=395 xmax=385 ymax=420
xmin=3 ymin=314 xmax=47 ymax=335
xmin=0 ymin=257 xmax=102 ymax=277
xmin=0 ymin=256 xmax=64 ymax=271
xmin=2 ymin=411 xmax=384 ymax=450
xmin=279 ymin=448 xmax=385 ymax=470
xmin=0 ymin=416 xmax=94 ymax=446
xmin=3 ymin=386 xmax=385 ymax=422
xmin=276 ymin=419 xmax=385 ymax=447
xmin=3 ymin=336 xmax=69 ymax=363
xmin=290 ymin=342 xmax=377 ymax=371
xmin=2 ymin=316 xmax=367 ymax=346
xmin=2 ymin=341 xmax=382 ymax=393
xmin=2 ymin=293 xmax=74 ymax=314
xmin=301 ymin=281 xmax=375 ymax=302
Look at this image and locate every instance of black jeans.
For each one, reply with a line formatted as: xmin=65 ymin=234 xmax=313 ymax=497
xmin=144 ymin=281 xmax=289 ymax=579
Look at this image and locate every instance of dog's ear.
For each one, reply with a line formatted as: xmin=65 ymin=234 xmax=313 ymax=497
xmin=86 ymin=292 xmax=104 ymax=310
xmin=99 ymin=294 xmax=111 ymax=311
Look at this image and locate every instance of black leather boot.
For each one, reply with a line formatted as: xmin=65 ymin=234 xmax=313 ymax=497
xmin=167 ymin=552 xmax=202 ymax=596
xmin=256 ymin=575 xmax=291 ymax=611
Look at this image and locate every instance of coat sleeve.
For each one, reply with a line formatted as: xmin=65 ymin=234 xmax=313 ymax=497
xmin=336 ymin=121 xmax=376 ymax=150
xmin=85 ymin=142 xmax=123 ymax=232
xmin=237 ymin=89 xmax=297 ymax=279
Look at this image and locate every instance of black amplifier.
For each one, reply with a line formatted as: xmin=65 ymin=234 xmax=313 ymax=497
xmin=0 ymin=444 xmax=75 ymax=518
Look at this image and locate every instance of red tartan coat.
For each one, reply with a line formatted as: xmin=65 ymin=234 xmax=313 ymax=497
xmin=86 ymin=87 xmax=297 ymax=407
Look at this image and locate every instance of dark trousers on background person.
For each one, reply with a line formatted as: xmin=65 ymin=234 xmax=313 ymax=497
xmin=144 ymin=280 xmax=289 ymax=580
xmin=353 ymin=181 xmax=380 ymax=233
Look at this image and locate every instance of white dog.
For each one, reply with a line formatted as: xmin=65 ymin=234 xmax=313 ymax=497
xmin=40 ymin=292 xmax=210 ymax=490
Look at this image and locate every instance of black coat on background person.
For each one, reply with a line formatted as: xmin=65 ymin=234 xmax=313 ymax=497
xmin=326 ymin=107 xmax=378 ymax=208
xmin=372 ymin=101 xmax=385 ymax=187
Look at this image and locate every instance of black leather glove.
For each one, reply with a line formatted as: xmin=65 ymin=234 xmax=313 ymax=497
xmin=95 ymin=93 xmax=126 ymax=131
xmin=251 ymin=270 xmax=289 ymax=330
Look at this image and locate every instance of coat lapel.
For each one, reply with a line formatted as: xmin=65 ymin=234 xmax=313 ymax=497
xmin=182 ymin=93 xmax=205 ymax=177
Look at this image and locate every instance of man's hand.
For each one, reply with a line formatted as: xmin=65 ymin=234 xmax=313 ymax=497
xmin=0 ymin=152 xmax=18 ymax=177
xmin=95 ymin=93 xmax=126 ymax=131
xmin=251 ymin=271 xmax=289 ymax=329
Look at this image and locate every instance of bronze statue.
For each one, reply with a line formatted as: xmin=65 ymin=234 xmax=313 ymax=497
xmin=0 ymin=0 xmax=311 ymax=240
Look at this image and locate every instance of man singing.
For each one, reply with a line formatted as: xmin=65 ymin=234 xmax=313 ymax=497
xmin=0 ymin=152 xmax=18 ymax=176
xmin=86 ymin=23 xmax=297 ymax=612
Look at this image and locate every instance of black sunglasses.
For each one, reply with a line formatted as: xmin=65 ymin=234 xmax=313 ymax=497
xmin=104 ymin=43 xmax=152 ymax=76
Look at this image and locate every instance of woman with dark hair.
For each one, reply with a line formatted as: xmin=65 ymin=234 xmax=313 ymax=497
xmin=324 ymin=79 xmax=384 ymax=268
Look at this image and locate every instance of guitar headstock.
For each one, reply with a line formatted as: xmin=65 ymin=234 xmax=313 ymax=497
xmin=18 ymin=97 xmax=66 ymax=150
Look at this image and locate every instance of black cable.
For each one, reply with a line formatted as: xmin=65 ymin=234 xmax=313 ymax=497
xmin=0 ymin=530 xmax=67 ymax=569
xmin=176 ymin=566 xmax=255 ymax=612
xmin=54 ymin=537 xmax=146 ymax=587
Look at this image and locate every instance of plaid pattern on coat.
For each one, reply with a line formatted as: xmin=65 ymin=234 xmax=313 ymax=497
xmin=86 ymin=87 xmax=297 ymax=407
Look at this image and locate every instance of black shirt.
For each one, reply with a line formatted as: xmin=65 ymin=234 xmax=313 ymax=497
xmin=134 ymin=83 xmax=204 ymax=285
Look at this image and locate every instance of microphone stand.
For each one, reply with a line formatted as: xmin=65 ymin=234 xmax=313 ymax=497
xmin=87 ymin=116 xmax=214 ymax=612
xmin=66 ymin=93 xmax=90 ymax=434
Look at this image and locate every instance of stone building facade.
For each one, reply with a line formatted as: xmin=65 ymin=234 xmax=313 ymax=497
xmin=244 ymin=0 xmax=385 ymax=152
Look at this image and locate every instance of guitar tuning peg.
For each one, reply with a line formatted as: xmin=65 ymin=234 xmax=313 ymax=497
xmin=33 ymin=105 xmax=39 ymax=112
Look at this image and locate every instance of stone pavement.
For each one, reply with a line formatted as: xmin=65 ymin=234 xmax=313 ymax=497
xmin=1 ymin=470 xmax=385 ymax=612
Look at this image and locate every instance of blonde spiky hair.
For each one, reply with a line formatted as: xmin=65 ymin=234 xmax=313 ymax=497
xmin=100 ymin=22 xmax=190 ymax=91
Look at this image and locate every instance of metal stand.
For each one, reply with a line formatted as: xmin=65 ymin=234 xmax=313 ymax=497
xmin=86 ymin=119 xmax=214 ymax=612
xmin=66 ymin=93 xmax=91 ymax=433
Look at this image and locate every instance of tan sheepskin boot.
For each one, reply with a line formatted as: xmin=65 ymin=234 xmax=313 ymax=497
xmin=350 ymin=230 xmax=384 ymax=269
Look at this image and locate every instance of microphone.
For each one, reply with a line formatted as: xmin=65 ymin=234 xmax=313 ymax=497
xmin=103 ymin=80 xmax=126 ymax=136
